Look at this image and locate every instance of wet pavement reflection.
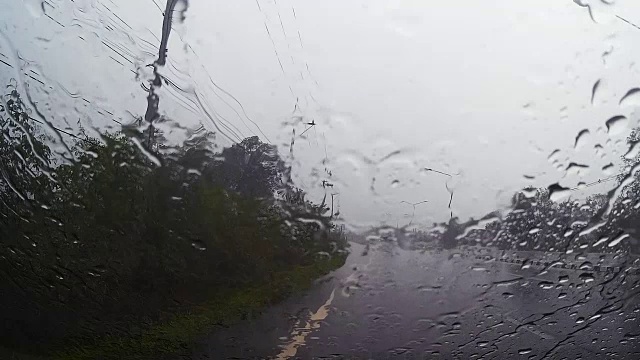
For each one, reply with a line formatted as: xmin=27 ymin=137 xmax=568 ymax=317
xmin=192 ymin=242 xmax=640 ymax=359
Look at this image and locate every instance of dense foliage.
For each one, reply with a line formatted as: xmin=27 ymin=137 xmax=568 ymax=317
xmin=0 ymin=87 xmax=347 ymax=355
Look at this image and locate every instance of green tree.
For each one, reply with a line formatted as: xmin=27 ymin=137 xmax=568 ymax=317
xmin=0 ymin=86 xmax=347 ymax=356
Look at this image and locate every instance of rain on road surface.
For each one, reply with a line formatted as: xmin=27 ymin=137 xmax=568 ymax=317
xmin=189 ymin=242 xmax=640 ymax=360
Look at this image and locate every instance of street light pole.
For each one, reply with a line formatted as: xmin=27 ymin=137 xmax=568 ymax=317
xmin=400 ymin=200 xmax=429 ymax=226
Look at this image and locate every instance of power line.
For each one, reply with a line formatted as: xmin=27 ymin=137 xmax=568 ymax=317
xmin=401 ymin=200 xmax=429 ymax=206
xmin=26 ymin=115 xmax=124 ymax=145
xmin=28 ymin=116 xmax=84 ymax=141
xmin=569 ymin=172 xmax=627 ymax=191
xmin=616 ymin=15 xmax=640 ymax=31
xmin=424 ymin=167 xmax=453 ymax=177
xmin=150 ymin=0 xmax=163 ymax=14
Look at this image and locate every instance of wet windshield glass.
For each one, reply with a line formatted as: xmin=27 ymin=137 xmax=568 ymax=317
xmin=1 ymin=1 xmax=639 ymax=359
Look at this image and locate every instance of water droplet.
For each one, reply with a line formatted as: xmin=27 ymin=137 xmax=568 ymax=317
xmin=593 ymin=236 xmax=609 ymax=247
xmin=608 ymin=233 xmax=629 ymax=247
xmin=579 ymin=261 xmax=593 ymax=270
xmin=191 ymin=240 xmax=207 ymax=251
xmin=579 ymin=273 xmax=595 ymax=283
xmin=591 ymin=79 xmax=601 ymax=105
xmin=624 ymin=141 xmax=640 ymax=160
xmin=548 ymin=183 xmax=570 ymax=202
xmin=566 ymin=162 xmax=590 ymax=176
xmin=547 ymin=149 xmax=562 ymax=163
xmin=619 ymin=88 xmax=640 ymax=107
xmin=187 ymin=168 xmax=202 ymax=176
xmin=539 ymin=281 xmax=554 ymax=289
xmin=594 ymin=144 xmax=605 ymax=158
xmin=602 ymin=46 xmax=613 ymax=65
xmin=605 ymin=115 xmax=628 ymax=136
xmin=21 ymin=0 xmax=45 ymax=18
xmin=574 ymin=129 xmax=590 ymax=150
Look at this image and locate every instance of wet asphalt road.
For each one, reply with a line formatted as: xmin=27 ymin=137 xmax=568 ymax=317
xmin=188 ymin=242 xmax=640 ymax=359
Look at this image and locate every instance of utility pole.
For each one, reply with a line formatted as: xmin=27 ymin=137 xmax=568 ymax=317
xmin=143 ymin=0 xmax=184 ymax=156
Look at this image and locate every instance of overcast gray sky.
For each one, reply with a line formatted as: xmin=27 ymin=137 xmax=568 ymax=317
xmin=3 ymin=0 xmax=640 ymax=229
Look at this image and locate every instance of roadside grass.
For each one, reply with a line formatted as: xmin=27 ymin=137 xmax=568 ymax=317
xmin=53 ymin=253 xmax=347 ymax=360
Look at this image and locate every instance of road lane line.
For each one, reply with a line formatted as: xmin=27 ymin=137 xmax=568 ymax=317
xmin=274 ymin=246 xmax=376 ymax=359
xmin=274 ymin=289 xmax=336 ymax=360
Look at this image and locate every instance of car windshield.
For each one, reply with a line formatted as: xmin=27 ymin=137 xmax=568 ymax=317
xmin=1 ymin=1 xmax=640 ymax=359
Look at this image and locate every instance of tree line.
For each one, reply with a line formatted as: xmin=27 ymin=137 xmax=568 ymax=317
xmin=0 ymin=86 xmax=347 ymax=355
xmin=415 ymin=131 xmax=640 ymax=254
